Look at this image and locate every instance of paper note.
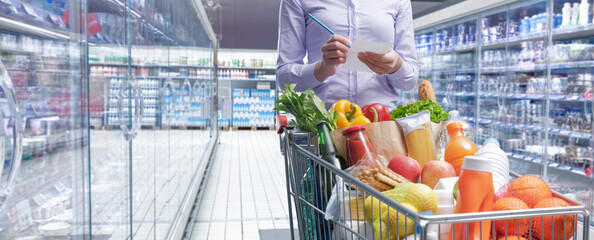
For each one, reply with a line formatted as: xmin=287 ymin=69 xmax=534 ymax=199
xmin=342 ymin=39 xmax=393 ymax=72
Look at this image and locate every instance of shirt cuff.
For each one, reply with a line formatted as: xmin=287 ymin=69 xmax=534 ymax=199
xmin=386 ymin=62 xmax=416 ymax=90
xmin=301 ymin=63 xmax=323 ymax=89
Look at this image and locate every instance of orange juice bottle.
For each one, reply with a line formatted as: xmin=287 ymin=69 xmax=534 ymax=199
xmin=450 ymin=156 xmax=493 ymax=240
xmin=444 ymin=122 xmax=477 ymax=176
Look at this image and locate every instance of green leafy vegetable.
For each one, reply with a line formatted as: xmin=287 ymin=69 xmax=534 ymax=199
xmin=391 ymin=99 xmax=449 ymax=123
xmin=274 ymin=84 xmax=338 ymax=133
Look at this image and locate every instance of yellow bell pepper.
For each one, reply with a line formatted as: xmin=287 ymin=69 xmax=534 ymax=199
xmin=332 ymin=100 xmax=370 ymax=128
xmin=350 ymin=115 xmax=371 ymax=126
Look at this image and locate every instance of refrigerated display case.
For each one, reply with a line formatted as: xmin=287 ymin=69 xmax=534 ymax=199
xmin=413 ymin=0 xmax=594 ymax=220
xmin=0 ymin=0 xmax=218 ymax=239
xmin=217 ymin=49 xmax=277 ymax=129
xmin=87 ymin=0 xmax=218 ymax=239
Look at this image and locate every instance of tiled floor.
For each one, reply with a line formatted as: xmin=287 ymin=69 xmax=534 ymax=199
xmin=190 ymin=131 xmax=294 ymax=240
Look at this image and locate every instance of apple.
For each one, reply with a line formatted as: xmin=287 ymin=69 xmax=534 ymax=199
xmin=387 ymin=155 xmax=421 ymax=182
xmin=421 ymin=160 xmax=456 ymax=189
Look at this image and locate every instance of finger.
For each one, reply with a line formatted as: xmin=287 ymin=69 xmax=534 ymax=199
xmin=326 ymin=35 xmax=352 ymax=47
xmin=323 ymin=49 xmax=347 ymax=60
xmin=363 ymin=51 xmax=394 ymax=63
xmin=327 ymin=58 xmax=346 ymax=66
xmin=359 ymin=53 xmax=392 ymax=72
xmin=358 ymin=53 xmax=382 ymax=66
xmin=321 ymin=41 xmax=350 ymax=54
xmin=358 ymin=57 xmax=387 ymax=75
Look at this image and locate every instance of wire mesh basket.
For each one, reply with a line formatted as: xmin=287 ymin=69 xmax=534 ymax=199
xmin=278 ymin=128 xmax=591 ymax=240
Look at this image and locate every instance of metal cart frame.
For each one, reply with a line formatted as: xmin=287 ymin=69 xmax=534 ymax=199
xmin=278 ymin=126 xmax=590 ymax=240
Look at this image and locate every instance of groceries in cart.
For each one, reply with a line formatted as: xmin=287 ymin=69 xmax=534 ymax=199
xmin=276 ymin=81 xmax=585 ymax=240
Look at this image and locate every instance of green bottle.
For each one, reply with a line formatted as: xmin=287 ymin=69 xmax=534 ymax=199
xmin=317 ymin=121 xmax=347 ymax=170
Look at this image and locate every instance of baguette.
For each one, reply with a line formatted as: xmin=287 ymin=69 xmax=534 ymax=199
xmin=418 ymin=80 xmax=437 ymax=102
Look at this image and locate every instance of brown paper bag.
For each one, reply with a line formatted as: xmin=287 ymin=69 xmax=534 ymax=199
xmin=330 ymin=121 xmax=407 ymax=166
xmin=330 ymin=121 xmax=444 ymax=167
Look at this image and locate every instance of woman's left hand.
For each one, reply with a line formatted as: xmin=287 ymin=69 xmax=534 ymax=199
xmin=357 ymin=49 xmax=403 ymax=75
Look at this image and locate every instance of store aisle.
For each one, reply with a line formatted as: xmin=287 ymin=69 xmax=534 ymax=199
xmin=189 ymin=131 xmax=294 ymax=240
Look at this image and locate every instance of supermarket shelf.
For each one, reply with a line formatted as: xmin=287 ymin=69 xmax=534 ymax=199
xmin=553 ymin=24 xmax=594 ymax=41
xmin=479 ymin=92 xmax=591 ymax=103
xmin=0 ymin=14 xmax=70 ymax=41
xmin=220 ymin=78 xmax=276 ymax=82
xmin=90 ymin=62 xmax=213 ymax=68
xmin=550 ymin=61 xmax=594 ymax=70
xmin=419 ymin=26 xmax=594 ymax=55
xmin=482 ymin=64 xmax=548 ymax=73
xmin=436 ymin=43 xmax=478 ymax=53
xmin=507 ymin=152 xmax=587 ymax=176
xmin=219 ymin=66 xmax=275 ymax=71
xmin=92 ymin=74 xmax=213 ymax=80
xmin=468 ymin=62 xmax=590 ymax=74
xmin=433 ymin=68 xmax=477 ymax=75
xmin=435 ymin=91 xmax=475 ymax=97
xmin=477 ymin=117 xmax=591 ymax=140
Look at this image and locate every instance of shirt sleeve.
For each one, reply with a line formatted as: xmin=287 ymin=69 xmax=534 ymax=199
xmin=385 ymin=0 xmax=418 ymax=91
xmin=276 ymin=0 xmax=322 ymax=91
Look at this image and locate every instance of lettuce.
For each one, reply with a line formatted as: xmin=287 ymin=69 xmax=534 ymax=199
xmin=390 ymin=99 xmax=449 ymax=123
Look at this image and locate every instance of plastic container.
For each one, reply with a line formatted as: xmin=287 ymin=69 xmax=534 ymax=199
xmin=438 ymin=110 xmax=473 ymax=159
xmin=40 ymin=222 xmax=71 ymax=240
xmin=450 ymin=156 xmax=494 ymax=240
xmin=444 ymin=122 xmax=478 ymax=176
xmin=579 ymin=0 xmax=590 ymax=25
xmin=343 ymin=125 xmax=377 ymax=167
xmin=475 ymin=138 xmax=510 ymax=192
xmin=572 ymin=3 xmax=580 ymax=25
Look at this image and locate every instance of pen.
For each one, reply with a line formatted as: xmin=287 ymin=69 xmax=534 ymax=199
xmin=308 ymin=13 xmax=351 ymax=48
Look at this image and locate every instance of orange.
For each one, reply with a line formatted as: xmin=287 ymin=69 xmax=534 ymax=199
xmin=497 ymin=236 xmax=527 ymax=240
xmin=506 ymin=175 xmax=552 ymax=207
xmin=532 ymin=198 xmax=575 ymax=240
xmin=493 ymin=197 xmax=530 ymax=236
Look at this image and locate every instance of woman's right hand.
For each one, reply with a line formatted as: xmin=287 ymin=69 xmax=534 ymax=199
xmin=314 ymin=35 xmax=351 ymax=82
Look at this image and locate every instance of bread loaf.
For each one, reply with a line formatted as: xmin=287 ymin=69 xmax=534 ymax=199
xmin=418 ymin=80 xmax=437 ymax=102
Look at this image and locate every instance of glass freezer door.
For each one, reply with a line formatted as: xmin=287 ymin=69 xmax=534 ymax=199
xmin=0 ymin=0 xmax=86 ymax=239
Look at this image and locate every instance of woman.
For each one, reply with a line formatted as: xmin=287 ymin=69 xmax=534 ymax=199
xmin=276 ymin=0 xmax=418 ymax=110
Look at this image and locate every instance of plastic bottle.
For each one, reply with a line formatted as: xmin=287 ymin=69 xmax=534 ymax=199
xmin=579 ymin=0 xmax=590 ymax=25
xmin=520 ymin=16 xmax=530 ymax=35
xmin=450 ymin=156 xmax=493 ymax=240
xmin=475 ymin=138 xmax=510 ymax=192
xmin=444 ymin=122 xmax=478 ymax=176
xmin=572 ymin=3 xmax=580 ymax=26
xmin=438 ymin=110 xmax=474 ymax=159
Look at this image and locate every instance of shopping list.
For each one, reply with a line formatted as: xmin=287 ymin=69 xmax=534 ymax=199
xmin=343 ymin=39 xmax=393 ymax=72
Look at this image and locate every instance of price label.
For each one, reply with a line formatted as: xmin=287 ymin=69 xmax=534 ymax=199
xmin=21 ymin=3 xmax=38 ymax=18
xmin=54 ymin=182 xmax=66 ymax=192
xmin=8 ymin=200 xmax=32 ymax=234
xmin=15 ymin=200 xmax=31 ymax=230
xmin=567 ymin=95 xmax=579 ymax=101
xmin=560 ymin=130 xmax=571 ymax=136
xmin=32 ymin=194 xmax=46 ymax=206
xmin=8 ymin=205 xmax=18 ymax=233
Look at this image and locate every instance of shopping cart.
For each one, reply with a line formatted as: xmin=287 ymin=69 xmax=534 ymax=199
xmin=276 ymin=117 xmax=591 ymax=240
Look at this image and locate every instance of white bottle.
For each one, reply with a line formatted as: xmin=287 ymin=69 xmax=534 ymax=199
xmin=579 ymin=0 xmax=590 ymax=25
xmin=475 ymin=138 xmax=509 ymax=192
xmin=572 ymin=3 xmax=581 ymax=25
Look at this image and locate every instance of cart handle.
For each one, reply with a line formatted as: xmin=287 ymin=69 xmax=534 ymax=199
xmin=276 ymin=115 xmax=295 ymax=134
